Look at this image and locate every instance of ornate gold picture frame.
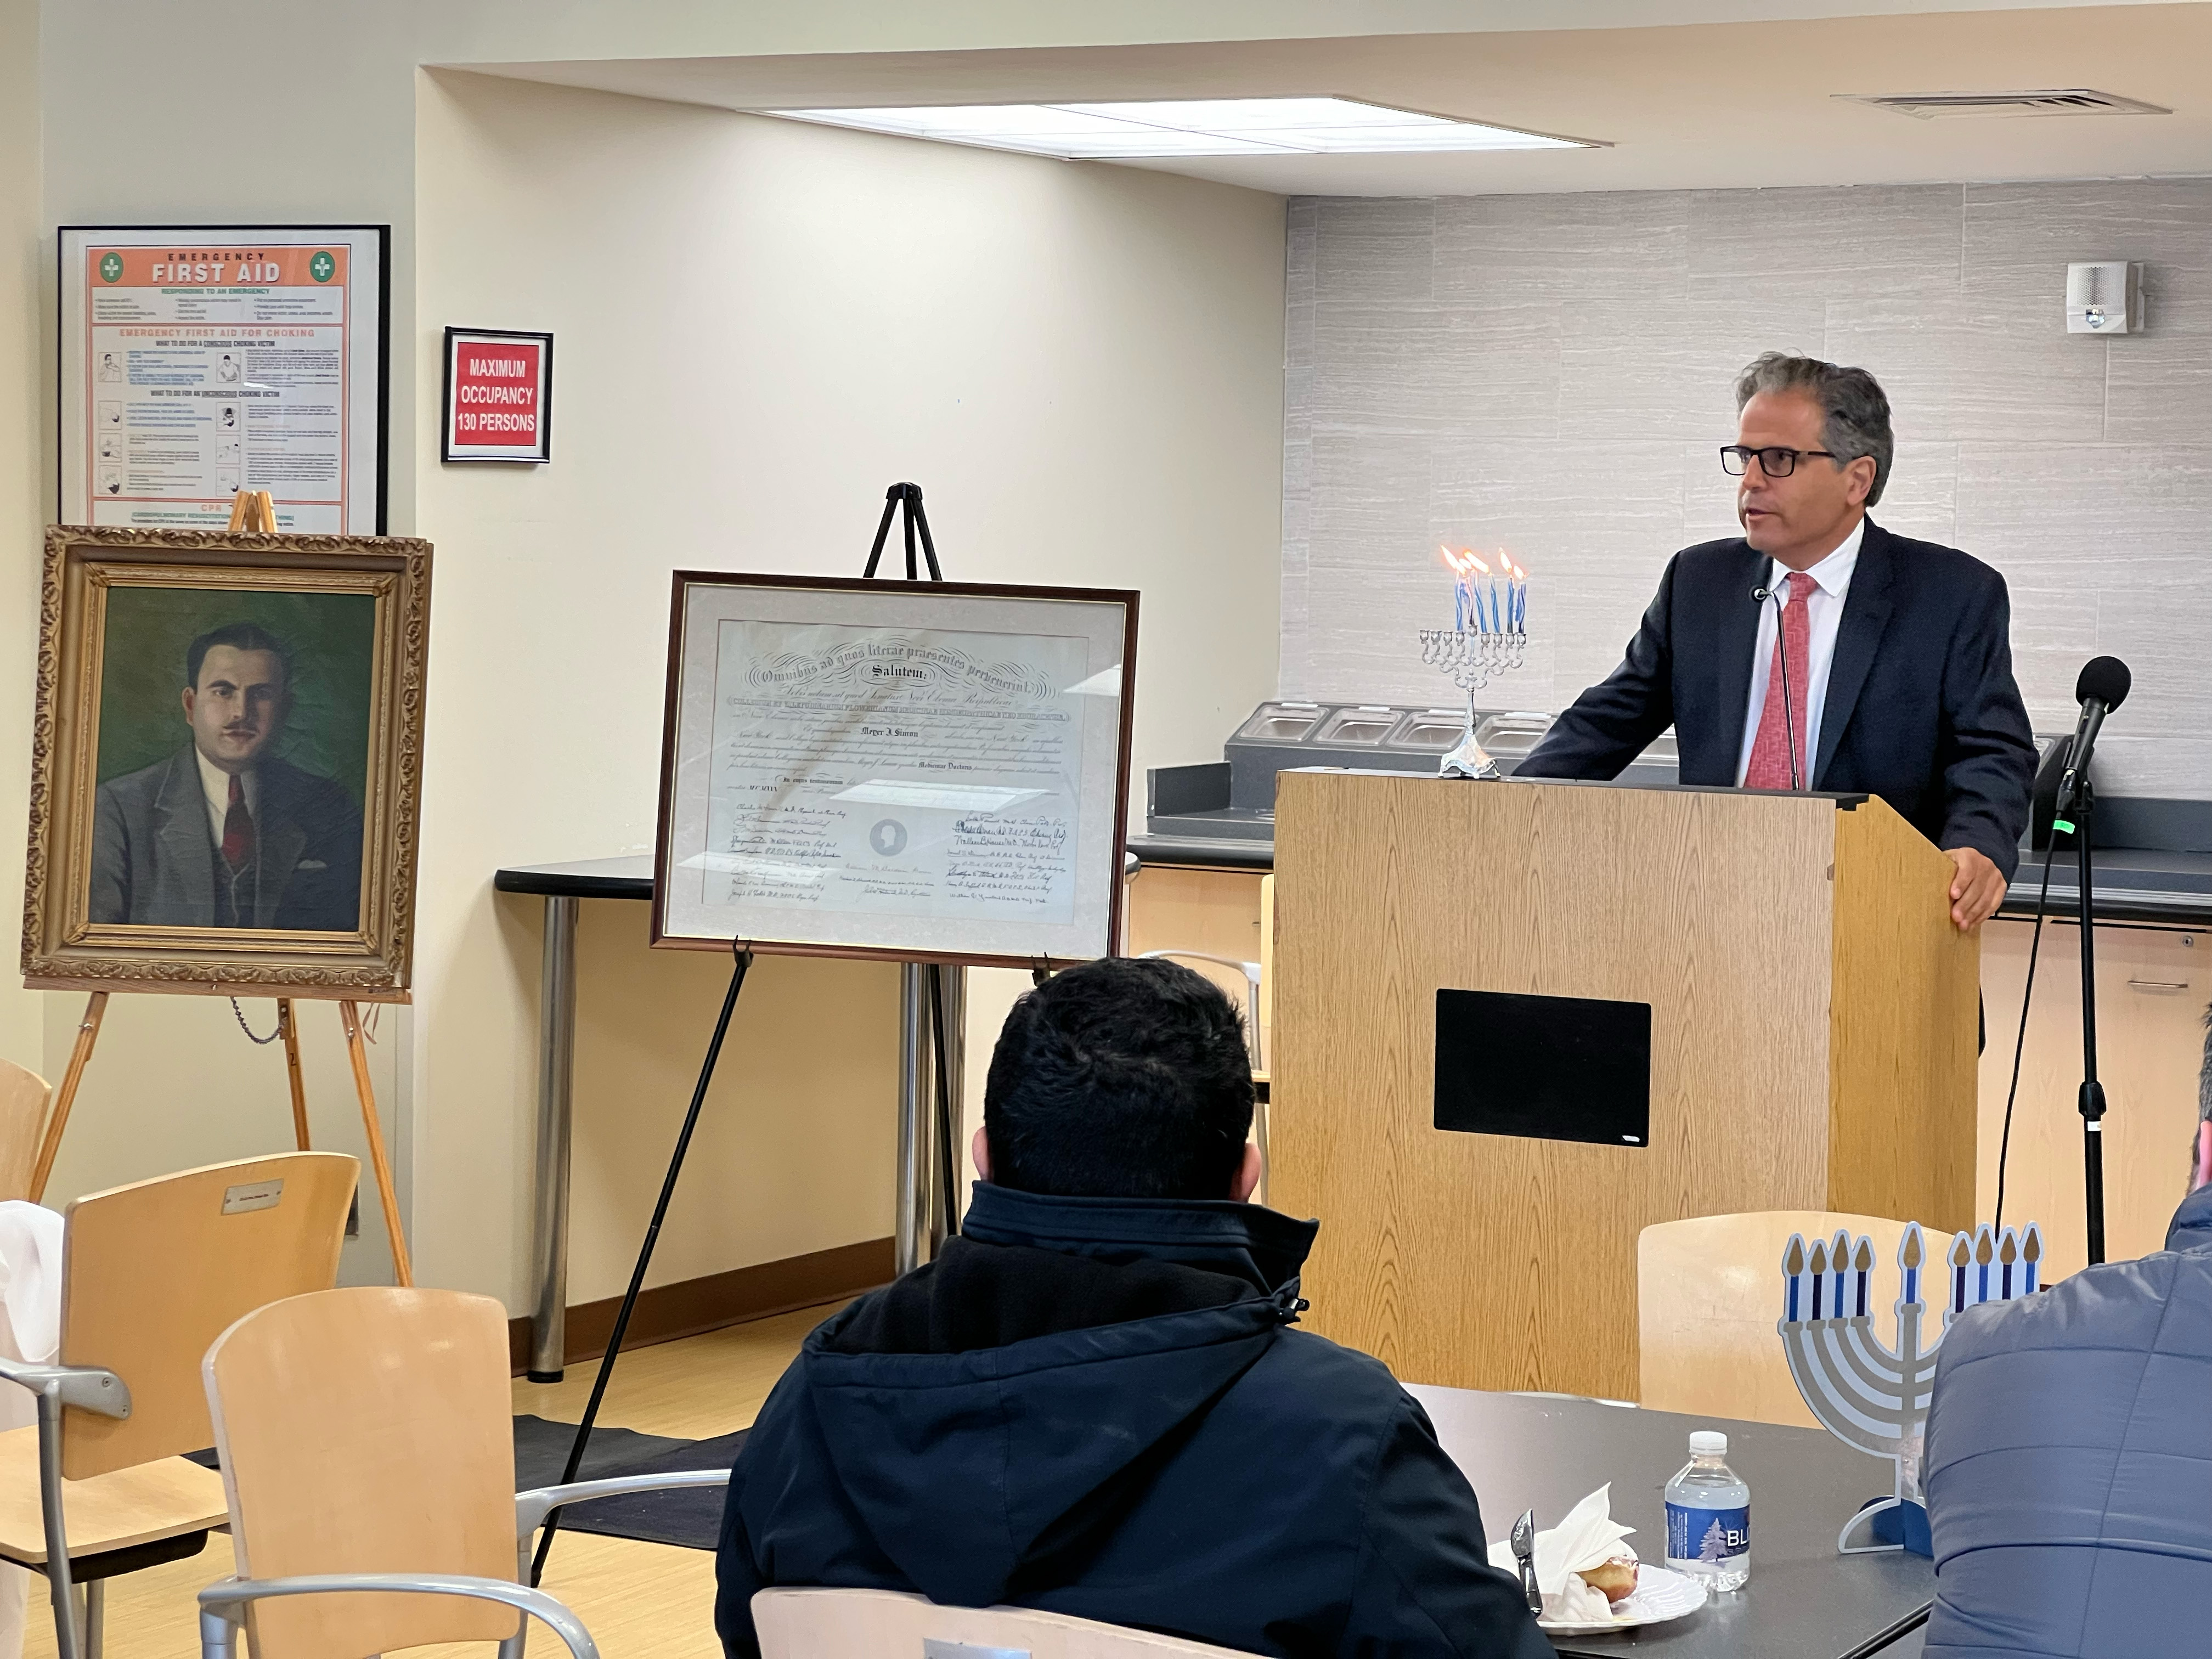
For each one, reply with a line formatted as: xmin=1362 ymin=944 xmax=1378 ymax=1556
xmin=22 ymin=526 xmax=431 ymax=997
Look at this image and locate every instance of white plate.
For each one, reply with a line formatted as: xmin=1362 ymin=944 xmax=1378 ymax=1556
xmin=1537 ymin=1563 xmax=1710 ymax=1634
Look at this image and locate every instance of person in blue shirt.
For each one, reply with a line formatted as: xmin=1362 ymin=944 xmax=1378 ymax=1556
xmin=715 ymin=955 xmax=1550 ymax=1658
xmin=1922 ymin=1182 xmax=2212 ymax=1657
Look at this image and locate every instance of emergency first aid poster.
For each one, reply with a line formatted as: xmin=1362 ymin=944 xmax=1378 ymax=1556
xmin=60 ymin=225 xmax=387 ymax=533
xmin=442 ymin=328 xmax=552 ymax=463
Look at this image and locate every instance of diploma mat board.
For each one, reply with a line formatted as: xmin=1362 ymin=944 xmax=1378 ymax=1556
xmin=1147 ymin=701 xmax=1680 ymax=842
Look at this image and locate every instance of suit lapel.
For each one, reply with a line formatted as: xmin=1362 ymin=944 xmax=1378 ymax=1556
xmin=151 ymin=748 xmax=219 ymax=926
xmin=1813 ymin=520 xmax=1897 ymax=787
xmin=252 ymin=761 xmax=305 ymax=926
xmin=1712 ymin=541 xmax=1768 ymax=757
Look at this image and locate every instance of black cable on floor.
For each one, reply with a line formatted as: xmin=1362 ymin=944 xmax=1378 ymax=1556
xmin=1994 ymin=840 xmax=2062 ymax=1235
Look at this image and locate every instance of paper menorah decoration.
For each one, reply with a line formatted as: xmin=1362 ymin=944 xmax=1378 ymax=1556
xmin=1777 ymin=1220 xmax=2043 ymax=1554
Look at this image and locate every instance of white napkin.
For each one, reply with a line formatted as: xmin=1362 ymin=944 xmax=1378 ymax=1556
xmin=1487 ymin=1485 xmax=1639 ymax=1623
xmin=0 ymin=1201 xmax=64 ymax=1368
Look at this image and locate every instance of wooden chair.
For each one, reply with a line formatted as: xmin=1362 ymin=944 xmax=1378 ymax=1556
xmin=197 ymin=1286 xmax=732 ymax=1659
xmin=0 ymin=1151 xmax=357 ymax=1659
xmin=1135 ymin=939 xmax=1273 ymax=1199
xmin=0 ymin=1060 xmax=53 ymax=1202
xmin=753 ymin=1587 xmax=1257 ymax=1658
xmin=1637 ymin=1210 xmax=1912 ymax=1428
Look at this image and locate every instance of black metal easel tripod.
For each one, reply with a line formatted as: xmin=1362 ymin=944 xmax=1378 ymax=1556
xmin=867 ymin=484 xmax=964 ymax=1263
xmin=531 ymin=483 xmax=961 ymax=1584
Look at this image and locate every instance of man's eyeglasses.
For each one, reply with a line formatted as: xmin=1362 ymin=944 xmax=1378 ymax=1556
xmin=1720 ymin=444 xmax=1837 ymax=478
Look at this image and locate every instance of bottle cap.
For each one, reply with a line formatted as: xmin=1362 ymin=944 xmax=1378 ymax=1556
xmin=1689 ymin=1431 xmax=1728 ymax=1455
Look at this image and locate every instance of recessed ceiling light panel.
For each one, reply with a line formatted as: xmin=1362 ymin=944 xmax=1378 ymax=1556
xmin=765 ymin=97 xmax=1596 ymax=159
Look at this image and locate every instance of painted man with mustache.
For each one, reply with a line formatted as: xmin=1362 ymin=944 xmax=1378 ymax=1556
xmin=88 ymin=622 xmax=364 ymax=930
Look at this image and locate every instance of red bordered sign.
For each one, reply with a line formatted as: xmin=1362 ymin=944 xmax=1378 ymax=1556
xmin=441 ymin=327 xmax=551 ymax=463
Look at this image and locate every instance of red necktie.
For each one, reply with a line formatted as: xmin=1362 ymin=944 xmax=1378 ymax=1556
xmin=1743 ymin=571 xmax=1816 ymax=791
xmin=221 ymin=774 xmax=256 ymax=871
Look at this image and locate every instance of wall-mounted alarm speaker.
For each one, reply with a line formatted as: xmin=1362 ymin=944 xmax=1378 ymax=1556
xmin=2066 ymin=261 xmax=2141 ymax=334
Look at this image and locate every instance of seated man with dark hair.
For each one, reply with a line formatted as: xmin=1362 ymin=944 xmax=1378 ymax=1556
xmin=715 ymin=956 xmax=1549 ymax=1659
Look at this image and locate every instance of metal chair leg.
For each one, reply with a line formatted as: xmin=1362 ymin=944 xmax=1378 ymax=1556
xmin=37 ymin=1393 xmax=83 ymax=1659
xmin=84 ymin=1579 xmax=103 ymax=1659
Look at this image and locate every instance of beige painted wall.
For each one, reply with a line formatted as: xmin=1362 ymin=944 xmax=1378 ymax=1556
xmin=414 ymin=70 xmax=1283 ymax=1307
xmin=0 ymin=0 xmax=39 ymax=1074
xmin=564 ymin=905 xmax=901 ymax=1306
xmin=20 ymin=9 xmax=1283 ymax=1312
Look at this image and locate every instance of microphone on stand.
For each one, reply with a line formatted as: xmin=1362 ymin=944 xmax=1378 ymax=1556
xmin=2053 ymin=653 xmax=2131 ymax=1266
xmin=2053 ymin=656 xmax=2131 ymax=822
xmin=1750 ymin=585 xmax=1802 ymax=791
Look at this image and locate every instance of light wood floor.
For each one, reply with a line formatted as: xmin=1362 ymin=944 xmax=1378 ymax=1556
xmin=21 ymin=1303 xmax=836 ymax=1659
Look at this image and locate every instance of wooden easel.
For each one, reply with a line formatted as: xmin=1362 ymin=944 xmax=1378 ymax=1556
xmin=26 ymin=491 xmax=412 ymax=1284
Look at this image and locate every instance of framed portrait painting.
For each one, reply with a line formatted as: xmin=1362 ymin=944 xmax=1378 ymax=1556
xmin=21 ymin=526 xmax=431 ymax=997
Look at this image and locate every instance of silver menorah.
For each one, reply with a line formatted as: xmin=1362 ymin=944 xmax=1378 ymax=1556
xmin=1778 ymin=1220 xmax=2042 ymax=1554
xmin=1416 ymin=625 xmax=1527 ymax=779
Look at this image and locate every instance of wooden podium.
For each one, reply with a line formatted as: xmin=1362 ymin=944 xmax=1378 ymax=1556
xmin=1269 ymin=772 xmax=1979 ymax=1402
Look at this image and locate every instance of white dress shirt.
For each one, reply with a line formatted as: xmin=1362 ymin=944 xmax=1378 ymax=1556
xmin=1733 ymin=516 xmax=1865 ymax=787
xmin=195 ymin=748 xmax=258 ymax=848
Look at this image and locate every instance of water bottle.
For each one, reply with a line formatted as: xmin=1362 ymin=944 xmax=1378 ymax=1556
xmin=1665 ymin=1430 xmax=1750 ymax=1591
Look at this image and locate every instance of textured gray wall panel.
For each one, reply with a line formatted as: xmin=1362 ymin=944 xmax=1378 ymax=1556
xmin=1283 ymin=182 xmax=2212 ymax=797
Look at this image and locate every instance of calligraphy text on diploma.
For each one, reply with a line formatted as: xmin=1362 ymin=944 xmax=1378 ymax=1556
xmin=702 ymin=624 xmax=1094 ymax=926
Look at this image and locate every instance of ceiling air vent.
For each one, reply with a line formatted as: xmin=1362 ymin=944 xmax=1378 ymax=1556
xmin=1838 ymin=89 xmax=2171 ymax=120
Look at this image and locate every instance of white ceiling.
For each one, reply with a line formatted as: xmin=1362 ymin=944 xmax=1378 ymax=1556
xmin=456 ymin=4 xmax=2212 ymax=195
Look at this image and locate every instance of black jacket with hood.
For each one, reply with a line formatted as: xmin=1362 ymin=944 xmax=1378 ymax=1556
xmin=714 ymin=1183 xmax=1551 ymax=1658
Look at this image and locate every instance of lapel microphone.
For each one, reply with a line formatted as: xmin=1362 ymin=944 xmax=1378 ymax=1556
xmin=1750 ymin=585 xmax=1803 ymax=791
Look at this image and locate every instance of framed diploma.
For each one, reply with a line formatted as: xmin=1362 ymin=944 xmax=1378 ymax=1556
xmin=59 ymin=224 xmax=389 ymax=535
xmin=654 ymin=573 xmax=1138 ymax=967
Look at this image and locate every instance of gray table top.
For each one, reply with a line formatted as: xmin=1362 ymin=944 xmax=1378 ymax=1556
xmin=1407 ymin=1386 xmax=1928 ymax=1659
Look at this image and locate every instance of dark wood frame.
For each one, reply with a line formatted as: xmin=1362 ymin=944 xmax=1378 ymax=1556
xmin=439 ymin=325 xmax=554 ymax=464
xmin=651 ymin=570 xmax=1139 ymax=968
xmin=20 ymin=526 xmax=432 ymax=998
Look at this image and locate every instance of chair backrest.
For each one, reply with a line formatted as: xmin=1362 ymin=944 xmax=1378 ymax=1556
xmin=204 ymin=1286 xmax=518 ymax=1659
xmin=0 ymin=1059 xmax=51 ymax=1203
xmin=1135 ymin=951 xmax=1263 ymax=1068
xmin=1638 ymin=1209 xmax=1911 ymax=1427
xmin=59 ymin=1150 xmax=355 ymax=1477
xmin=753 ymin=1588 xmax=1255 ymax=1659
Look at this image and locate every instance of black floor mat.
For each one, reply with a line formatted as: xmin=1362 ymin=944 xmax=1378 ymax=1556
xmin=514 ymin=1414 xmax=748 ymax=1551
xmin=184 ymin=1416 xmax=747 ymax=1553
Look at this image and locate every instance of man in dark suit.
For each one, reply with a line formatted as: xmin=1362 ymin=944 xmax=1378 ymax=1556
xmin=1519 ymin=353 xmax=2035 ymax=929
xmin=88 ymin=622 xmax=363 ymax=931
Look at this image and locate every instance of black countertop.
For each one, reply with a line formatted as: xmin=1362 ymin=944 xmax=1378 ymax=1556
xmin=495 ymin=843 xmax=2210 ymax=926
xmin=494 ymin=854 xmax=654 ymax=900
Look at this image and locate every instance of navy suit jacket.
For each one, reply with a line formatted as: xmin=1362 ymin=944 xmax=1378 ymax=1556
xmin=1517 ymin=520 xmax=2036 ymax=880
